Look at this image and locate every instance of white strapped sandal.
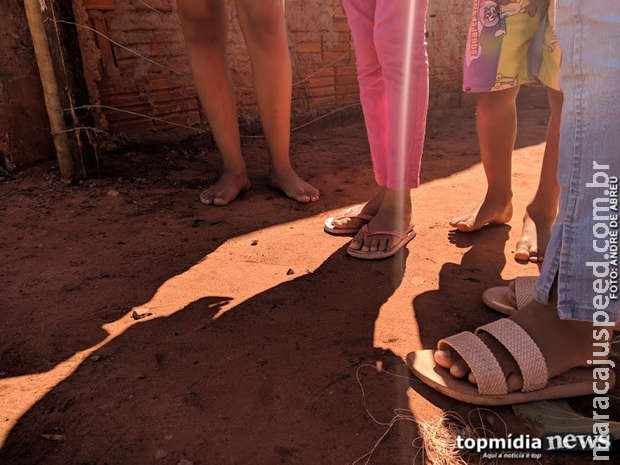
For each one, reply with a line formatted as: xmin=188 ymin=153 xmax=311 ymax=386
xmin=406 ymin=318 xmax=614 ymax=406
xmin=324 ymin=208 xmax=374 ymax=236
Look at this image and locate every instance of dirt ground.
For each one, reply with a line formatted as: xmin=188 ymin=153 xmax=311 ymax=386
xmin=1 ymin=92 xmax=618 ymax=465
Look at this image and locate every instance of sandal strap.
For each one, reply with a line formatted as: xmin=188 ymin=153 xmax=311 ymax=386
xmin=337 ymin=213 xmax=373 ymax=222
xmin=337 ymin=208 xmax=373 ymax=222
xmin=364 ymin=227 xmax=414 ymax=239
xmin=438 ymin=332 xmax=508 ymax=395
xmin=514 ymin=277 xmax=538 ymax=310
xmin=476 ymin=319 xmax=548 ymax=392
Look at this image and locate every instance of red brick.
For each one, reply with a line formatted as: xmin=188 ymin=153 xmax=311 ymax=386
xmin=309 ymin=95 xmax=337 ymax=108
xmin=296 ymin=41 xmax=322 ymax=54
xmin=307 ymin=85 xmax=335 ymax=98
xmin=83 ymin=0 xmax=115 ymax=10
xmin=308 ymin=75 xmax=335 ymax=88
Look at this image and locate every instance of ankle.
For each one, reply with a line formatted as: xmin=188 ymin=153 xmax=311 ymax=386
xmin=526 ymin=197 xmax=558 ymax=221
xmin=484 ymin=188 xmax=513 ymax=206
xmin=221 ymin=166 xmax=248 ymax=179
xmin=269 ymin=162 xmax=295 ymax=178
xmin=381 ymin=189 xmax=412 ymax=210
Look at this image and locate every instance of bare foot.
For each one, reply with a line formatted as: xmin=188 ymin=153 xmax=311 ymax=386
xmin=200 ymin=171 xmax=251 ymax=206
xmin=450 ymin=194 xmax=513 ymax=232
xmin=330 ymin=188 xmax=386 ymax=232
xmin=433 ymin=299 xmax=602 ymax=392
xmin=270 ymin=166 xmax=319 ymax=203
xmin=514 ymin=206 xmax=555 ymax=263
xmin=349 ymin=189 xmax=413 ymax=253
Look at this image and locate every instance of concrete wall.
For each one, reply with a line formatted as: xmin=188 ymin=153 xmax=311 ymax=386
xmin=76 ymin=0 xmax=471 ymax=141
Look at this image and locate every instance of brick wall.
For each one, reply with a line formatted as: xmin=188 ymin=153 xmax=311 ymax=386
xmin=74 ymin=0 xmax=471 ymax=142
xmin=1 ymin=0 xmax=55 ymax=170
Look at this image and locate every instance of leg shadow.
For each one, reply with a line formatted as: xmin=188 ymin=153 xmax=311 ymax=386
xmin=1 ymin=247 xmax=425 ymax=464
xmin=413 ymin=225 xmax=511 ymax=348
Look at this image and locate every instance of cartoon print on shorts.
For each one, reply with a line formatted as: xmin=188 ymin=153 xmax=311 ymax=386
xmin=493 ymin=72 xmax=519 ymax=90
xmin=466 ymin=0 xmax=543 ymax=66
xmin=483 ymin=1 xmax=539 ymax=38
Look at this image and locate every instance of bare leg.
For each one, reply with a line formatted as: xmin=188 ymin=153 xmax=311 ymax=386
xmin=450 ymin=87 xmax=519 ymax=231
xmin=235 ymin=0 xmax=319 ymax=203
xmin=331 ymin=187 xmax=386 ymax=231
xmin=515 ymin=87 xmax=562 ymax=262
xmin=178 ymin=0 xmax=251 ymax=206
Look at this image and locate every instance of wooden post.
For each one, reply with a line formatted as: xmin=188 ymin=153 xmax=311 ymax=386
xmin=24 ymin=0 xmax=99 ymax=181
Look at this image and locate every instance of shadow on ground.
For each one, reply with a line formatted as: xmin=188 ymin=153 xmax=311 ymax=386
xmin=1 ymin=247 xmax=424 ymax=465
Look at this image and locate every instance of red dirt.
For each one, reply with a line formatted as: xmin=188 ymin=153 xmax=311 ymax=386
xmin=1 ymin=93 xmax=617 ymax=464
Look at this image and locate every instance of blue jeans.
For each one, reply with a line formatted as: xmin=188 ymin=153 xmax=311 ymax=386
xmin=536 ymin=0 xmax=620 ymax=322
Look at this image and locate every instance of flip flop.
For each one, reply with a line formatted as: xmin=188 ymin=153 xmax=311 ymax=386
xmin=346 ymin=225 xmax=416 ymax=260
xmin=406 ymin=318 xmax=614 ymax=406
xmin=324 ymin=208 xmax=374 ymax=236
xmin=481 ymin=276 xmax=538 ymax=316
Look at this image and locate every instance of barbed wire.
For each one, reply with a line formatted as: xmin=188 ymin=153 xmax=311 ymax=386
xmin=64 ymin=102 xmax=361 ymax=138
xmin=52 ymin=12 xmax=359 ymax=139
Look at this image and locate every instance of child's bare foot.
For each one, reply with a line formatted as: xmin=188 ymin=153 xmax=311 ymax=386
xmin=200 ymin=171 xmax=252 ymax=206
xmin=330 ymin=188 xmax=386 ymax=232
xmin=450 ymin=193 xmax=513 ymax=232
xmin=434 ymin=299 xmax=601 ymax=392
xmin=514 ymin=205 xmax=555 ymax=263
xmin=349 ymin=189 xmax=412 ymax=253
xmin=270 ymin=166 xmax=320 ymax=203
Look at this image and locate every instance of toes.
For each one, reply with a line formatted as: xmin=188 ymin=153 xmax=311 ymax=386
xmin=293 ymin=193 xmax=311 ymax=203
xmin=456 ymin=219 xmax=476 ymax=232
xmin=514 ymin=242 xmax=531 ymax=261
xmin=449 ymin=358 xmax=470 ymax=379
xmin=278 ymin=178 xmax=319 ymax=204
xmin=361 ymin=233 xmax=373 ymax=252
xmin=434 ymin=349 xmax=454 ymax=368
xmin=369 ymin=237 xmax=380 ymax=253
xmin=530 ymin=249 xmax=544 ymax=263
xmin=212 ymin=196 xmax=230 ymax=207
xmin=378 ymin=237 xmax=389 ymax=252
xmin=449 ymin=217 xmax=461 ymax=227
xmin=350 ymin=231 xmax=364 ymax=250
xmin=200 ymin=189 xmax=215 ymax=205
xmin=506 ymin=372 xmax=524 ymax=392
xmin=434 ymin=348 xmax=475 ymax=383
xmin=307 ymin=185 xmax=320 ymax=202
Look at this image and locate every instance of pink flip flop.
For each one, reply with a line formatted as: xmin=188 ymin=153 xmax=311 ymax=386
xmin=324 ymin=209 xmax=374 ymax=236
xmin=346 ymin=225 xmax=416 ymax=260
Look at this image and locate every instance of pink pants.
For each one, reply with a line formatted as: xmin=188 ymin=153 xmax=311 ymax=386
xmin=343 ymin=0 xmax=429 ymax=189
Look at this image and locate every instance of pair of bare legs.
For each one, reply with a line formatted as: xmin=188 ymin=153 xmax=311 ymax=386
xmin=332 ymin=187 xmax=413 ymax=253
xmin=450 ymin=86 xmax=563 ymax=262
xmin=178 ymin=0 xmax=319 ymax=205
